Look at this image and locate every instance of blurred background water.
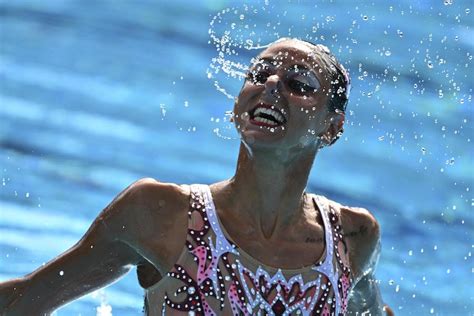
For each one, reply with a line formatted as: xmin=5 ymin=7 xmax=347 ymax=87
xmin=0 ymin=0 xmax=472 ymax=315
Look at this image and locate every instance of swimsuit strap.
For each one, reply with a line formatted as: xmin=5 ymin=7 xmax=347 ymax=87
xmin=199 ymin=184 xmax=238 ymax=256
xmin=312 ymin=195 xmax=334 ymax=267
xmin=311 ymin=195 xmax=343 ymax=313
xmin=313 ymin=194 xmax=354 ymax=314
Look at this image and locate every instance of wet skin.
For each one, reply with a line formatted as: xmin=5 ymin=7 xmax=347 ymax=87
xmin=0 ymin=39 xmax=393 ymax=316
xmin=233 ymin=40 xmax=342 ymax=151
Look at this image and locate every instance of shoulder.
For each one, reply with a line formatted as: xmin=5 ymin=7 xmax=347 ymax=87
xmin=116 ymin=177 xmax=188 ymax=203
xmin=324 ymin=197 xmax=381 ymax=281
xmin=104 ymin=178 xmax=189 ymax=213
xmin=99 ymin=178 xmax=191 ymax=240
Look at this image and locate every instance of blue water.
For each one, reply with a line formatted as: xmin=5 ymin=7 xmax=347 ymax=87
xmin=0 ymin=1 xmax=472 ymax=315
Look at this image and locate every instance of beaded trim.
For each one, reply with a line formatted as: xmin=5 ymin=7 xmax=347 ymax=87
xmin=163 ymin=185 xmax=352 ymax=315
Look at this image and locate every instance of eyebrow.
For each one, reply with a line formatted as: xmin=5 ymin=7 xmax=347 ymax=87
xmin=253 ymin=57 xmax=319 ymax=76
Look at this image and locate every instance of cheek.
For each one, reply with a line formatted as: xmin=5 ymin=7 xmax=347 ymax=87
xmin=287 ymin=95 xmax=324 ymax=117
xmin=235 ymin=84 xmax=259 ymax=110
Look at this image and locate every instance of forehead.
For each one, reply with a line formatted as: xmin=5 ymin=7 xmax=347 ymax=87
xmin=256 ymin=40 xmax=332 ymax=87
xmin=258 ymin=40 xmax=323 ymax=70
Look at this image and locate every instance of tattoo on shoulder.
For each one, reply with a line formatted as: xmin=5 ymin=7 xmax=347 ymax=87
xmin=304 ymin=225 xmax=368 ymax=243
xmin=305 ymin=237 xmax=324 ymax=243
xmin=343 ymin=225 xmax=368 ymax=238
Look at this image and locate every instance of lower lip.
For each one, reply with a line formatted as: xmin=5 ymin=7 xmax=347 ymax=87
xmin=249 ymin=118 xmax=284 ymax=128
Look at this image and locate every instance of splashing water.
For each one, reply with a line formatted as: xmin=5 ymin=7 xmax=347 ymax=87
xmin=96 ymin=302 xmax=113 ymax=316
xmin=207 ymin=2 xmax=332 ymax=100
xmin=206 ymin=2 xmax=344 ymax=140
xmin=90 ymin=289 xmax=113 ymax=316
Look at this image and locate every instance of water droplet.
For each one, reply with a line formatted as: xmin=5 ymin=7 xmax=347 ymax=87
xmin=362 ymin=15 xmax=369 ymax=21
xmin=59 ymin=270 xmax=64 ymax=276
xmin=385 ymin=50 xmax=392 ymax=56
xmin=160 ymin=104 xmax=166 ymax=117
xmin=427 ymin=61 xmax=434 ymax=69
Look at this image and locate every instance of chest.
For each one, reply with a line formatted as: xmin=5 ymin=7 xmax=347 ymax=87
xmin=145 ymin=249 xmax=339 ymax=316
xmin=223 ymin=228 xmax=326 ymax=270
xmin=144 ymin=210 xmax=349 ymax=316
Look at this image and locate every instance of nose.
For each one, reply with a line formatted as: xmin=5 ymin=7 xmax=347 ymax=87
xmin=264 ymin=74 xmax=282 ymax=96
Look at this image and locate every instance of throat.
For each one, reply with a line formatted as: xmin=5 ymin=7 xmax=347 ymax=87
xmin=259 ymin=213 xmax=279 ymax=240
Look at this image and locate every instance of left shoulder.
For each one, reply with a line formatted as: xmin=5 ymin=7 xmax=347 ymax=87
xmin=326 ymin=199 xmax=381 ymax=281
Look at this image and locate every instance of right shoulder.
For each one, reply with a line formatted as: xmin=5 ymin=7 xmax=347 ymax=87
xmin=98 ymin=178 xmax=191 ymax=241
xmin=115 ymin=177 xmax=189 ymax=208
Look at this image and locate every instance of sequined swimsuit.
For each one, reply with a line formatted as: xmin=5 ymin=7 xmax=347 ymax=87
xmin=145 ymin=184 xmax=353 ymax=315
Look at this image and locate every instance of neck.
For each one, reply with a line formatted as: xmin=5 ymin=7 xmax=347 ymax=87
xmin=223 ymin=142 xmax=319 ymax=239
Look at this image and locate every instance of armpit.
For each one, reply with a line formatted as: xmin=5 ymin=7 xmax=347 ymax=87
xmin=137 ymin=260 xmax=162 ymax=289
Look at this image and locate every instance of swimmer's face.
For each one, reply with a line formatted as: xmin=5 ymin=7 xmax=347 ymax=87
xmin=233 ymin=39 xmax=344 ymax=151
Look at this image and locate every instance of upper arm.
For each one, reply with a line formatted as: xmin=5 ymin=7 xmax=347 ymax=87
xmin=341 ymin=206 xmax=381 ymax=280
xmin=340 ymin=206 xmax=391 ymax=315
xmin=0 ymin=178 xmax=157 ymax=315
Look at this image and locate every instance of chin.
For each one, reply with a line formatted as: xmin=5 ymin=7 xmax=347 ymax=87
xmin=239 ymin=128 xmax=285 ymax=147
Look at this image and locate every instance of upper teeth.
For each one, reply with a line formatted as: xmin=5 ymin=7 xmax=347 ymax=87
xmin=254 ymin=107 xmax=285 ymax=123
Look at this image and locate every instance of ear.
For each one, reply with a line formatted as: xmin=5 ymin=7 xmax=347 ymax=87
xmin=319 ymin=111 xmax=345 ymax=146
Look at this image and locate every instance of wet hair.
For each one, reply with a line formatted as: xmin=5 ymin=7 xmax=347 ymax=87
xmin=272 ymin=38 xmax=351 ymax=115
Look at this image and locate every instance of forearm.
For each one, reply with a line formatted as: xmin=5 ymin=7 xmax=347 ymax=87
xmin=2 ymin=267 xmax=132 ymax=315
xmin=2 ymin=237 xmax=137 ymax=315
xmin=16 ymin=256 xmax=132 ymax=314
xmin=0 ymin=277 xmax=29 ymax=316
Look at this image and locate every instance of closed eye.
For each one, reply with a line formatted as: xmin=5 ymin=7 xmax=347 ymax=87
xmin=288 ymin=74 xmax=320 ymax=94
xmin=247 ymin=70 xmax=270 ymax=85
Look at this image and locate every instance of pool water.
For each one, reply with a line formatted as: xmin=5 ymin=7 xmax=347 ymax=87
xmin=0 ymin=1 xmax=472 ymax=315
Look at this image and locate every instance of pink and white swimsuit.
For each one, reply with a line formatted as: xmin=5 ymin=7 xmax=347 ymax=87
xmin=146 ymin=184 xmax=353 ymax=315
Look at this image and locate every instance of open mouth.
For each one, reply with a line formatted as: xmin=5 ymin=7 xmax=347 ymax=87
xmin=248 ymin=103 xmax=287 ymax=127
